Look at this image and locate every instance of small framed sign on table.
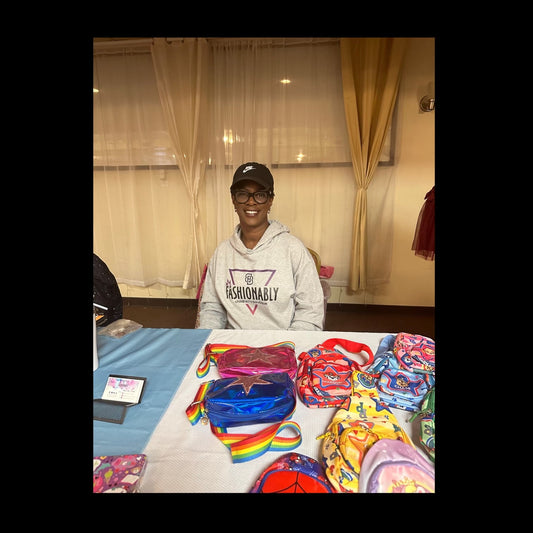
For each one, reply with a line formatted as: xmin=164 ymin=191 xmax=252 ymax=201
xmin=94 ymin=375 xmax=147 ymax=424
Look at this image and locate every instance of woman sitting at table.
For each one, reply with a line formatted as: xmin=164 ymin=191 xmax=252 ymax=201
xmin=198 ymin=162 xmax=324 ymax=331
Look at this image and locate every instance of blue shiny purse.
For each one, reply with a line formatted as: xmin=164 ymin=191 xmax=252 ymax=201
xmin=203 ymin=372 xmax=296 ymax=427
xmin=186 ymin=372 xmax=302 ymax=463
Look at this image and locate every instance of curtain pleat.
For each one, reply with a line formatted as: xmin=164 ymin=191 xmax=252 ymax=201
xmin=151 ymin=38 xmax=210 ymax=289
xmin=340 ymin=38 xmax=407 ymax=291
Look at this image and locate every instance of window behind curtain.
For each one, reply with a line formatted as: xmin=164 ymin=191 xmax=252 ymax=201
xmin=93 ymin=39 xmax=395 ymax=289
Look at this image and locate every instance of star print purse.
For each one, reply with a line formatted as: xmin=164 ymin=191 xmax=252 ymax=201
xmin=296 ymin=338 xmax=374 ymax=408
xmin=186 ymin=372 xmax=302 ymax=463
xmin=196 ymin=341 xmax=297 ymax=379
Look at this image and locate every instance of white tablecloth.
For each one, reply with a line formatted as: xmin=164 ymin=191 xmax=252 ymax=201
xmin=139 ymin=329 xmax=426 ymax=493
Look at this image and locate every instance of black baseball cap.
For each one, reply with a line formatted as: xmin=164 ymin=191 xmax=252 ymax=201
xmin=231 ymin=162 xmax=274 ymax=193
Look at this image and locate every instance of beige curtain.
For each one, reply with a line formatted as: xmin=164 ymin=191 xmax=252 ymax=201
xmin=93 ymin=49 xmax=190 ymax=287
xmin=151 ymin=38 xmax=210 ymax=289
xmin=340 ymin=38 xmax=408 ymax=291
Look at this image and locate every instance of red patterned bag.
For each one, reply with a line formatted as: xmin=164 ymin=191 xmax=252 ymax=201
xmin=296 ymin=338 xmax=374 ymax=408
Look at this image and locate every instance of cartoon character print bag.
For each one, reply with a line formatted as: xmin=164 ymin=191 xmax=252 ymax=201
xmin=377 ymin=369 xmax=429 ymax=412
xmin=367 ymin=334 xmax=433 ymax=412
xmin=393 ymin=332 xmax=435 ymax=376
xmin=409 ymin=386 xmax=435 ymax=462
xmin=196 ymin=341 xmax=297 ymax=379
xmin=319 ymin=379 xmax=413 ymax=493
xmin=296 ymin=338 xmax=374 ymax=408
xmin=93 ymin=454 xmax=147 ymax=493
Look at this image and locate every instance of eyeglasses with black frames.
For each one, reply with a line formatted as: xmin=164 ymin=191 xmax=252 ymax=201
xmin=233 ymin=190 xmax=272 ymax=204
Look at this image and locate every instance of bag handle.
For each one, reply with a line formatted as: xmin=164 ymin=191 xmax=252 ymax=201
xmin=211 ymin=418 xmax=302 ymax=463
xmin=185 ymin=380 xmax=214 ymax=424
xmin=185 ymin=380 xmax=302 ymax=463
xmin=196 ymin=343 xmax=250 ymax=378
xmin=320 ymin=338 xmax=374 ymax=368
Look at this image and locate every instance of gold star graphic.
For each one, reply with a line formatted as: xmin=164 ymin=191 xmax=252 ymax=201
xmin=227 ymin=375 xmax=272 ymax=395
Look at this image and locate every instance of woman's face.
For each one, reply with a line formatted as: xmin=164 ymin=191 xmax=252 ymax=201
xmin=231 ymin=179 xmax=274 ymax=229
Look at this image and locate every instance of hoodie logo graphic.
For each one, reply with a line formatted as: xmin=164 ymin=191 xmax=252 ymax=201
xmin=227 ymin=269 xmax=278 ymax=315
xmin=242 ymin=165 xmax=255 ymax=173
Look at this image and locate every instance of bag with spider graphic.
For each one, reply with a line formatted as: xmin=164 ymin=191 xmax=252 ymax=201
xmin=250 ymin=453 xmax=334 ymax=493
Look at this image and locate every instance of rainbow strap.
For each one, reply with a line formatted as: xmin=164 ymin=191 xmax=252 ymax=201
xmin=185 ymin=380 xmax=214 ymax=425
xmin=195 ymin=341 xmax=296 ymax=378
xmin=196 ymin=343 xmax=250 ymax=378
xmin=211 ymin=418 xmax=302 ymax=463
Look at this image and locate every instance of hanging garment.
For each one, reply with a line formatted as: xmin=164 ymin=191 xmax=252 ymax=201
xmin=411 ymin=186 xmax=435 ymax=261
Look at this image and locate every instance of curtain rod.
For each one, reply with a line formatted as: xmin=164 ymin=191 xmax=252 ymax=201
xmin=93 ymin=37 xmax=340 ymax=52
xmin=93 ymin=38 xmax=186 ymax=49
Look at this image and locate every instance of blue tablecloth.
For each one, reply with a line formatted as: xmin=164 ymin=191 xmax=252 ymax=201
xmin=93 ymin=328 xmax=211 ymax=456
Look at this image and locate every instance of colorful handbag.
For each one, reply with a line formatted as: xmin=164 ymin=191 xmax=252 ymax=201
xmin=409 ymin=387 xmax=435 ymax=462
xmin=367 ymin=334 xmax=434 ymax=411
xmin=196 ymin=341 xmax=297 ymax=379
xmin=186 ymin=372 xmax=302 ymax=463
xmin=393 ymin=332 xmax=435 ymax=376
xmin=93 ymin=454 xmax=147 ymax=493
xmin=358 ymin=439 xmax=435 ymax=493
xmin=319 ymin=386 xmax=413 ymax=493
xmin=250 ymin=453 xmax=335 ymax=493
xmin=366 ymin=334 xmax=402 ymax=376
xmin=296 ymin=338 xmax=374 ymax=408
xmin=377 ymin=368 xmax=429 ymax=412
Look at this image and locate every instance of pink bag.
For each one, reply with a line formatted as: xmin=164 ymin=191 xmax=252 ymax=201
xmin=93 ymin=454 xmax=147 ymax=493
xmin=196 ymin=341 xmax=297 ymax=379
xmin=393 ymin=332 xmax=435 ymax=375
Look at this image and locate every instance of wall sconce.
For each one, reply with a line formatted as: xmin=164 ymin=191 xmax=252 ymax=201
xmin=419 ymin=95 xmax=435 ymax=112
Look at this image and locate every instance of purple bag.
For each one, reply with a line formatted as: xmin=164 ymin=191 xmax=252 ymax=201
xmin=196 ymin=341 xmax=297 ymax=379
xmin=359 ymin=439 xmax=435 ymax=493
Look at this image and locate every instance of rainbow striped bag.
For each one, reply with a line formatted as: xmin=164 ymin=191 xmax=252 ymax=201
xmin=186 ymin=372 xmax=302 ymax=463
xmin=196 ymin=341 xmax=297 ymax=379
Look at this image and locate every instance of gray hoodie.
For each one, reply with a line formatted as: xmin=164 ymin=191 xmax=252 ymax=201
xmin=199 ymin=220 xmax=324 ymax=330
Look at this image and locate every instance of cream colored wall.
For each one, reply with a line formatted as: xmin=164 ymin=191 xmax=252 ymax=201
xmin=334 ymin=37 xmax=435 ymax=306
xmin=118 ymin=38 xmax=435 ymax=307
xmin=119 ymin=283 xmax=197 ymax=299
